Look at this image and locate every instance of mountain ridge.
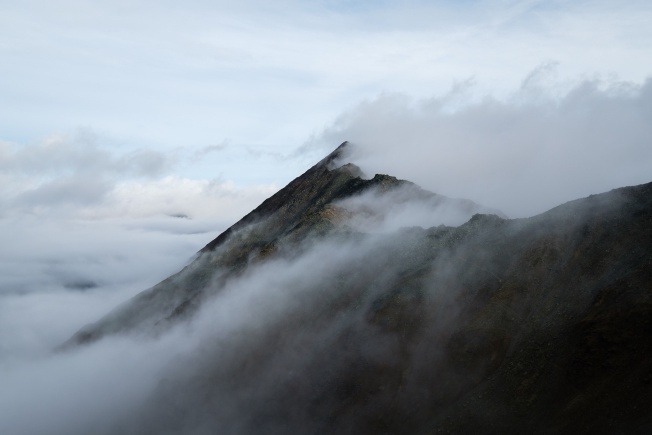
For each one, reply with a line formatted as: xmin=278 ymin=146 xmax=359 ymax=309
xmin=59 ymin=142 xmax=652 ymax=434
xmin=62 ymin=141 xmax=496 ymax=348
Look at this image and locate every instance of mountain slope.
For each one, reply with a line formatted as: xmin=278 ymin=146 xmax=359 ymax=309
xmin=61 ymin=143 xmax=652 ymax=434
xmin=63 ymin=142 xmax=495 ymax=347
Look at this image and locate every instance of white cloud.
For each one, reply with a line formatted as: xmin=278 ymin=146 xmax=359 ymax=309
xmin=0 ymin=131 xmax=166 ymax=176
xmin=0 ymin=132 xmax=276 ymax=219
xmin=0 ymin=131 xmax=279 ymax=361
xmin=82 ymin=176 xmax=277 ymax=221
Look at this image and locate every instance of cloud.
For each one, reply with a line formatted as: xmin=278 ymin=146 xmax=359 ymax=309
xmin=0 ymin=220 xmax=470 ymax=434
xmin=2 ymin=0 xmax=652 ymax=158
xmin=0 ymin=214 xmax=210 ymax=360
xmin=1 ymin=2 xmax=652 ymax=431
xmin=0 ymin=131 xmax=277 ymax=221
xmin=193 ymin=140 xmax=230 ymax=159
xmin=80 ymin=176 xmax=277 ymax=222
xmin=0 ymin=131 xmax=168 ymax=177
xmin=0 ymin=128 xmax=279 ymax=361
xmin=0 ymin=128 xmax=497 ymax=432
xmin=307 ymin=73 xmax=652 ymax=217
xmin=333 ymin=182 xmax=502 ymax=233
xmin=1 ymin=80 xmax=651 ymax=431
xmin=0 ymin=131 xmax=171 ymax=213
xmin=0 ymin=332 xmax=184 ymax=435
xmin=15 ymin=175 xmax=112 ymax=208
xmin=0 ymin=130 xmax=277 ymax=361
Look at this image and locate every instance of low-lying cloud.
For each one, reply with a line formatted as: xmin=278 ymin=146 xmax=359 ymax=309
xmin=308 ymin=72 xmax=652 ymax=217
xmin=0 ymin=215 xmax=212 ymax=359
xmin=3 ymin=63 xmax=652 ymax=434
xmin=0 ymin=219 xmax=469 ymax=434
xmin=2 ymin=97 xmax=651 ymax=432
xmin=334 ymin=183 xmax=502 ymax=233
xmin=0 ymin=128 xmax=279 ymax=363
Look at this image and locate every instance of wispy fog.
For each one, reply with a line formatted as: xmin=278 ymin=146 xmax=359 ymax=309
xmin=2 ymin=110 xmax=651 ymax=432
xmin=2 ymin=0 xmax=651 ymax=431
xmin=0 ymin=215 xmax=213 ymax=360
xmin=0 ymin=131 xmax=277 ymax=358
xmin=0 ymin=223 xmax=468 ymax=434
xmin=3 ymin=69 xmax=652 ymax=432
xmin=334 ymin=182 xmax=502 ymax=232
xmin=308 ymin=72 xmax=652 ymax=217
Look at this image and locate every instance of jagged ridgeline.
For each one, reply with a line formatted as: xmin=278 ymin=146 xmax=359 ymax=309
xmin=62 ymin=142 xmax=496 ymax=346
xmin=62 ymin=142 xmax=652 ymax=434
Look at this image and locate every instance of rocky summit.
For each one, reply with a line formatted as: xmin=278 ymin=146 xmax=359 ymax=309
xmin=63 ymin=142 xmax=652 ymax=434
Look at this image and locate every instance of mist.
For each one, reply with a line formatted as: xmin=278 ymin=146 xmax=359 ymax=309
xmin=331 ymin=182 xmax=501 ymax=233
xmin=0 ymin=133 xmax=277 ymax=360
xmin=2 ymin=129 xmax=651 ymax=433
xmin=0 ymin=218 xmax=468 ymax=434
xmin=0 ymin=181 xmax=485 ymax=434
xmin=3 ymin=0 xmax=651 ymax=430
xmin=0 ymin=216 xmax=210 ymax=359
xmin=3 ymin=70 xmax=652 ymax=432
xmin=308 ymin=72 xmax=652 ymax=217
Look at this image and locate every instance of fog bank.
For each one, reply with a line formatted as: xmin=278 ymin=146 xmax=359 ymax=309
xmin=308 ymin=73 xmax=652 ymax=217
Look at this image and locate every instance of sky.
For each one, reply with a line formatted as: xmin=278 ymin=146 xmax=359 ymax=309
xmin=1 ymin=0 xmax=652 ymax=380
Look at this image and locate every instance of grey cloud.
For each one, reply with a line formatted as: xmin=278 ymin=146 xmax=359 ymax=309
xmin=333 ymin=183 xmax=502 ymax=233
xmin=1 ymin=131 xmax=172 ymax=214
xmin=306 ymin=74 xmax=652 ymax=217
xmin=244 ymin=144 xmax=287 ymax=161
xmin=0 ymin=222 xmax=465 ymax=434
xmin=193 ymin=140 xmax=230 ymax=159
xmin=0 ymin=215 xmax=209 ymax=360
xmin=15 ymin=176 xmax=112 ymax=207
xmin=116 ymin=149 xmax=170 ymax=177
xmin=0 ymin=131 xmax=170 ymax=177
xmin=1 ymin=128 xmax=650 ymax=433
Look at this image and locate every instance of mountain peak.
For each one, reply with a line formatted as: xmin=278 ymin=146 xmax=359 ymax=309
xmin=58 ymin=142 xmax=652 ymax=433
xmin=199 ymin=141 xmax=359 ymax=253
xmin=319 ymin=140 xmax=351 ymax=168
xmin=62 ymin=142 xmax=493 ymax=347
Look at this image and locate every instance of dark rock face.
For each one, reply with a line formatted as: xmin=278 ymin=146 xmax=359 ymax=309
xmin=62 ymin=143 xmax=652 ymax=434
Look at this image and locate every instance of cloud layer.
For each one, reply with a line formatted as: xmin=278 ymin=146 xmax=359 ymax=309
xmin=310 ymin=75 xmax=652 ymax=217
xmin=0 ymin=132 xmax=277 ymax=361
xmin=0 ymin=220 xmax=470 ymax=434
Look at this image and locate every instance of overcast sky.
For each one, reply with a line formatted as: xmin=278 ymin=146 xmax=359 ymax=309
xmin=1 ymin=0 xmax=652 ymax=361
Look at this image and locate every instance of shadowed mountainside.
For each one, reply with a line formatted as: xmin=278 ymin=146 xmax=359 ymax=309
xmin=62 ymin=142 xmax=652 ymax=434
